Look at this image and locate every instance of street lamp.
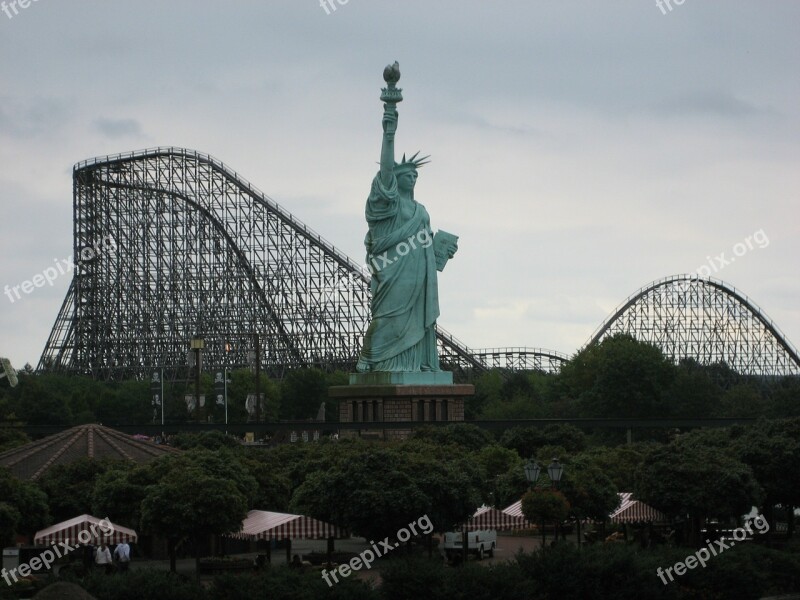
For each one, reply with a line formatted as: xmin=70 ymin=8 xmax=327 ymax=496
xmin=547 ymin=458 xmax=564 ymax=488
xmin=524 ymin=460 xmax=541 ymax=488
xmin=547 ymin=458 xmax=564 ymax=543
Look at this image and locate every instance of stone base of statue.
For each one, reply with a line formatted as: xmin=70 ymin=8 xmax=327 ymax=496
xmin=330 ymin=373 xmax=473 ymax=441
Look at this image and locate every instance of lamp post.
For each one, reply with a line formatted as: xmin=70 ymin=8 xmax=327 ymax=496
xmin=190 ymin=336 xmax=205 ymax=421
xmin=524 ymin=460 xmax=541 ymax=489
xmin=547 ymin=458 xmax=564 ymax=543
xmin=524 ymin=459 xmax=548 ymax=546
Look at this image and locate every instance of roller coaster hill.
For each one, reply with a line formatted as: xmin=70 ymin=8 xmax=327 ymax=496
xmin=36 ymin=148 xmax=800 ymax=382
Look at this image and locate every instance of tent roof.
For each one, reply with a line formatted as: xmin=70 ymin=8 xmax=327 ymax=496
xmin=504 ymin=492 xmax=666 ymax=524
xmin=229 ymin=510 xmax=348 ymax=541
xmin=610 ymin=492 xmax=666 ymax=524
xmin=35 ymin=514 xmax=138 ymax=545
xmin=460 ymin=505 xmax=530 ymax=531
xmin=0 ymin=424 xmax=179 ymax=481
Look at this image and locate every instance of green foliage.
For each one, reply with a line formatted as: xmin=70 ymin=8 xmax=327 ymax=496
xmin=279 ymin=368 xmax=330 ymax=420
xmin=291 ymin=445 xmax=482 ymax=539
xmin=558 ymin=456 xmax=619 ymax=521
xmin=379 ymin=557 xmax=446 ymax=600
xmin=516 ymin=544 xmax=671 ymax=600
xmin=91 ymin=463 xmax=152 ymax=528
xmin=560 ymin=334 xmax=676 ymax=418
xmin=211 ymin=568 xmax=378 ymax=600
xmin=574 ymin=445 xmax=647 ymax=492
xmin=520 ymin=488 xmax=570 ymax=524
xmin=37 ymin=458 xmax=123 ymax=523
xmin=237 ymin=454 xmax=293 ymax=511
xmin=0 ymin=427 xmax=29 ymax=452
xmin=140 ymin=466 xmax=248 ymax=541
xmin=500 ymin=424 xmax=587 ymax=459
xmin=410 ymin=423 xmax=494 ymax=451
xmin=635 ymin=440 xmax=761 ymax=521
xmin=172 ymin=430 xmax=241 ymax=451
xmin=731 ymin=418 xmax=800 ymax=509
xmin=0 ymin=467 xmax=49 ymax=543
xmin=0 ymin=501 xmax=20 ymax=547
xmin=77 ymin=569 xmax=209 ymax=600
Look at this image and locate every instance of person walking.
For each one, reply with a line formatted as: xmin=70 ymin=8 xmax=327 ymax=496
xmin=95 ymin=543 xmax=113 ymax=574
xmin=113 ymin=541 xmax=131 ymax=572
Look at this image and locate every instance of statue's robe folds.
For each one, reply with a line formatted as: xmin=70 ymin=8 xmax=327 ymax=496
xmin=356 ymin=172 xmax=440 ymax=372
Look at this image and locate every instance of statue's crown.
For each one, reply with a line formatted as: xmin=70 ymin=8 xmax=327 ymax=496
xmin=393 ymin=151 xmax=430 ymax=174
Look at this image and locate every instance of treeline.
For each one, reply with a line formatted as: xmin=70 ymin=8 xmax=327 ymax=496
xmin=1 ymin=334 xmax=799 ymax=429
xmin=2 ymin=423 xmax=800 ymax=599
xmin=0 ymin=368 xmax=347 ymax=429
xmin=469 ymin=334 xmax=800 ymax=420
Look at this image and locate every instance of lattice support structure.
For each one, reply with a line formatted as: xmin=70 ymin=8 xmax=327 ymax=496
xmin=587 ymin=275 xmax=800 ymax=377
xmin=37 ymin=147 xmax=568 ymax=381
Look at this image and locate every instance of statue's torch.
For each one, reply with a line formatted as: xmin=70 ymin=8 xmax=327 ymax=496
xmin=381 ymin=61 xmax=403 ymax=115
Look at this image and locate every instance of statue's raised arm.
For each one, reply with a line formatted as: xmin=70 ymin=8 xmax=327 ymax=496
xmin=379 ymin=61 xmax=402 ymax=187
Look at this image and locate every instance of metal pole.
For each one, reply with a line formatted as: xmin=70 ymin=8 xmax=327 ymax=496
xmin=254 ymin=333 xmax=261 ymax=425
xmin=195 ymin=348 xmax=202 ymax=422
xmin=224 ymin=366 xmax=228 ymax=427
xmin=161 ymin=367 xmax=164 ymax=427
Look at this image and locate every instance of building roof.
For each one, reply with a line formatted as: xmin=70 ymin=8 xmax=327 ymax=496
xmin=0 ymin=424 xmax=179 ymax=481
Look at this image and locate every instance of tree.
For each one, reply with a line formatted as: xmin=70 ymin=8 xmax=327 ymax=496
xmin=92 ymin=463 xmax=153 ymax=528
xmin=0 ymin=468 xmax=49 ymax=543
xmin=556 ymin=457 xmax=618 ymax=545
xmin=500 ymin=424 xmax=586 ymax=459
xmin=520 ymin=489 xmax=570 ymax=547
xmin=291 ymin=446 xmax=482 ymax=542
xmin=559 ymin=334 xmax=676 ymax=418
xmin=635 ymin=440 xmax=761 ymax=545
xmin=664 ymin=360 xmax=721 ymax=418
xmin=411 ymin=424 xmax=494 ymax=452
xmin=731 ymin=419 xmax=800 ymax=537
xmin=141 ymin=466 xmax=249 ymax=576
xmin=279 ymin=368 xmax=329 ymax=420
xmin=574 ymin=445 xmax=648 ymax=492
xmin=37 ymin=458 xmax=125 ymax=523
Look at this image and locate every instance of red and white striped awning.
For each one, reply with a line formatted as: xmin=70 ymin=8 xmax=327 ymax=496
xmin=610 ymin=493 xmax=666 ymax=524
xmin=503 ymin=500 xmax=524 ymax=519
xmin=504 ymin=493 xmax=666 ymax=525
xmin=229 ymin=510 xmax=348 ymax=541
xmin=461 ymin=506 xmax=531 ymax=532
xmin=34 ymin=514 xmax=138 ymax=546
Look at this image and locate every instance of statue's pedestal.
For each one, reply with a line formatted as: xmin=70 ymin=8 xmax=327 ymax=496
xmin=330 ymin=373 xmax=473 ymax=441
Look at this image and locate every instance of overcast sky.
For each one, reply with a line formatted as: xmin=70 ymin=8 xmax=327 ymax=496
xmin=1 ymin=1 xmax=798 ymax=370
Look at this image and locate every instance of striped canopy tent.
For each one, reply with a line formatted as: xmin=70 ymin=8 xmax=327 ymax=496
xmin=229 ymin=510 xmax=348 ymax=541
xmin=461 ymin=505 xmax=530 ymax=532
xmin=34 ymin=514 xmax=138 ymax=546
xmin=502 ymin=499 xmax=525 ymax=519
xmin=610 ymin=492 xmax=666 ymax=524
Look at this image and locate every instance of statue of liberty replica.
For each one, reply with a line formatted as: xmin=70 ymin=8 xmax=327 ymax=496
xmin=355 ymin=62 xmax=459 ymax=379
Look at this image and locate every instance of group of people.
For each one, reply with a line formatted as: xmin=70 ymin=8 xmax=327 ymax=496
xmin=93 ymin=541 xmax=131 ymax=574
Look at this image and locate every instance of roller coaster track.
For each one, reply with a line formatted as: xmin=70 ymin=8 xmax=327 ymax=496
xmin=37 ymin=147 xmax=565 ymax=379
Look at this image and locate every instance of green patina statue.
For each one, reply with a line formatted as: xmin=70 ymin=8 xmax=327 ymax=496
xmin=356 ymin=62 xmax=459 ymax=375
